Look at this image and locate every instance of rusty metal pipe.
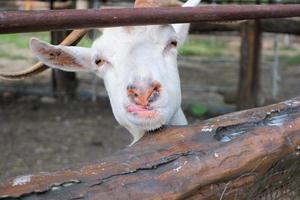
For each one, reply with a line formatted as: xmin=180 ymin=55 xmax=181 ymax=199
xmin=1 ymin=5 xmax=300 ymax=34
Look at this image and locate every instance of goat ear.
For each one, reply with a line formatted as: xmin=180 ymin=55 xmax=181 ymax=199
xmin=30 ymin=38 xmax=92 ymax=72
xmin=172 ymin=0 xmax=201 ymax=46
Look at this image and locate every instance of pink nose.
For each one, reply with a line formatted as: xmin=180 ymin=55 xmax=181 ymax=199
xmin=127 ymin=81 xmax=161 ymax=107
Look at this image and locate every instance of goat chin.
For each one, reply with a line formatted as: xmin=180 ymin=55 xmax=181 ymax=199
xmin=124 ymin=111 xmax=167 ymax=145
xmin=127 ymin=112 xmax=166 ymax=131
xmin=127 ymin=107 xmax=187 ymax=145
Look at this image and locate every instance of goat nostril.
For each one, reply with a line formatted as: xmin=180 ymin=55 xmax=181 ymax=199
xmin=127 ymin=85 xmax=135 ymax=90
xmin=146 ymin=81 xmax=161 ymax=103
xmin=127 ymin=82 xmax=161 ymax=105
xmin=152 ymin=82 xmax=161 ymax=92
xmin=127 ymin=85 xmax=137 ymax=97
xmin=148 ymin=89 xmax=160 ymax=103
xmin=148 ymin=92 xmax=157 ymax=103
xmin=128 ymin=89 xmax=138 ymax=98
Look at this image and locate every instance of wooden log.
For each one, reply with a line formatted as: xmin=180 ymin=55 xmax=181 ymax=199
xmin=190 ymin=21 xmax=242 ymax=33
xmin=1 ymin=97 xmax=300 ymax=199
xmin=51 ymin=30 xmax=78 ymax=100
xmin=261 ymin=18 xmax=300 ymax=35
xmin=237 ymin=20 xmax=262 ymax=110
xmin=190 ymin=19 xmax=300 ymax=35
xmin=50 ymin=0 xmax=78 ymax=101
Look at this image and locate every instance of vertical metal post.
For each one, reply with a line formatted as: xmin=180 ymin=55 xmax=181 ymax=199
xmin=50 ymin=0 xmax=78 ymax=101
xmin=237 ymin=20 xmax=262 ymax=110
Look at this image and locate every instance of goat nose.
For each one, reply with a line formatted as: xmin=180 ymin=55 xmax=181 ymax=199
xmin=127 ymin=81 xmax=161 ymax=106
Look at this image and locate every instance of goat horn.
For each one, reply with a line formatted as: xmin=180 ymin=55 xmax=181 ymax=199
xmin=0 ymin=29 xmax=88 ymax=80
xmin=134 ymin=0 xmax=183 ymax=8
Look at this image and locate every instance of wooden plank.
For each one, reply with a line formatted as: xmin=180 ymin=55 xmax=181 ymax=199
xmin=261 ymin=18 xmax=300 ymax=35
xmin=51 ymin=31 xmax=78 ymax=100
xmin=50 ymin=0 xmax=78 ymax=100
xmin=0 ymin=97 xmax=300 ymax=200
xmin=237 ymin=20 xmax=262 ymax=110
xmin=190 ymin=19 xmax=300 ymax=35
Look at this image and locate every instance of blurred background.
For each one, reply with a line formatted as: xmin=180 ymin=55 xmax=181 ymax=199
xmin=0 ymin=0 xmax=300 ymax=181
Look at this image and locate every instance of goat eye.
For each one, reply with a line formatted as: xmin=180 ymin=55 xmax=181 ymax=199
xmin=95 ymin=58 xmax=106 ymax=66
xmin=170 ymin=40 xmax=178 ymax=47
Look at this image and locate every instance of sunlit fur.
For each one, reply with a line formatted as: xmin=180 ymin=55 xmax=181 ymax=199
xmin=30 ymin=0 xmax=201 ymax=144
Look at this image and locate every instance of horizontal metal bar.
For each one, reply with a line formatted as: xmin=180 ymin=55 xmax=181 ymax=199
xmin=0 ymin=5 xmax=300 ymax=34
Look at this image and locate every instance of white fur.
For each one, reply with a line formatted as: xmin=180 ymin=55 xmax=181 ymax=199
xmin=30 ymin=0 xmax=201 ymax=144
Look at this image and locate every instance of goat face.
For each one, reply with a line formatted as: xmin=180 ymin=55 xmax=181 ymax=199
xmin=93 ymin=26 xmax=182 ymax=135
xmin=30 ymin=0 xmax=201 ymax=143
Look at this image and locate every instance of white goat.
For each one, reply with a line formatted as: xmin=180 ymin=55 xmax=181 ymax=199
xmin=29 ymin=0 xmax=201 ymax=144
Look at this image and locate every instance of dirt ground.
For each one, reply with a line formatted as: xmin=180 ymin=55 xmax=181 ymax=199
xmin=1 ymin=34 xmax=300 ymax=181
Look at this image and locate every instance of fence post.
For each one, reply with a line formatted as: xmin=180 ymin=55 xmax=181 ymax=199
xmin=237 ymin=20 xmax=262 ymax=110
xmin=50 ymin=0 xmax=78 ymax=101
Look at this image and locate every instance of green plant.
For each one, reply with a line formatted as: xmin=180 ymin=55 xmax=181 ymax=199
xmin=191 ymin=103 xmax=208 ymax=117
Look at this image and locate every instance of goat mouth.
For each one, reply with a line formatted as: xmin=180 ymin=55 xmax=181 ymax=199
xmin=127 ymin=105 xmax=158 ymax=118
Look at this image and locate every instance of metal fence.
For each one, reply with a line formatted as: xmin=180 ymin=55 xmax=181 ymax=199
xmin=0 ymin=5 xmax=300 ymax=34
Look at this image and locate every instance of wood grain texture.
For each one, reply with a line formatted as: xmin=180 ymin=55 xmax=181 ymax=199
xmin=1 ymin=97 xmax=300 ymax=200
xmin=238 ymin=20 xmax=262 ymax=110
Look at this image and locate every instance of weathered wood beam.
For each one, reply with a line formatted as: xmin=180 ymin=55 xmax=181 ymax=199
xmin=190 ymin=18 xmax=300 ymax=35
xmin=237 ymin=20 xmax=262 ymax=110
xmin=1 ymin=97 xmax=300 ymax=199
xmin=261 ymin=18 xmax=300 ymax=35
xmin=50 ymin=0 xmax=78 ymax=101
xmin=190 ymin=21 xmax=242 ymax=33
